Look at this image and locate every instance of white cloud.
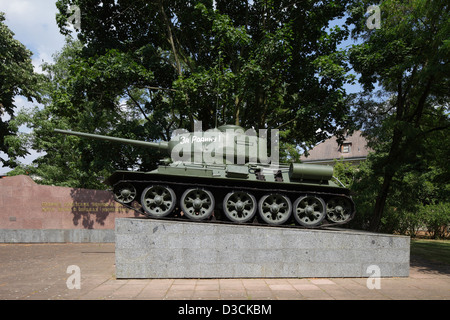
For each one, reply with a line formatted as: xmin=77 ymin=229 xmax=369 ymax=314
xmin=0 ymin=0 xmax=64 ymax=174
xmin=0 ymin=0 xmax=66 ymax=73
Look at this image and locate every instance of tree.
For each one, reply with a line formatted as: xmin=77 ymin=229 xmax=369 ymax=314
xmin=7 ymin=39 xmax=165 ymax=188
xmin=347 ymin=0 xmax=450 ymax=231
xmin=332 ymin=124 xmax=449 ymax=236
xmin=7 ymin=0 xmax=359 ymax=187
xmin=54 ymin=0 xmax=355 ymax=149
xmin=0 ymin=12 xmax=43 ymax=168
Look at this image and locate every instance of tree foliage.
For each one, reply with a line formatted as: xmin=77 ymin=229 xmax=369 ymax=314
xmin=346 ymin=0 xmax=450 ymax=231
xmin=9 ymin=0 xmax=357 ymax=187
xmin=333 ymin=146 xmax=449 ymax=238
xmin=0 ymin=12 xmax=43 ymax=168
xmin=54 ymin=0 xmax=354 ymax=144
xmin=7 ymin=39 xmax=166 ymax=188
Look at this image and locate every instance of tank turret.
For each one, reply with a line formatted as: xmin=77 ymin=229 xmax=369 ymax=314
xmin=55 ymin=124 xmax=271 ymax=165
xmin=54 ymin=125 xmax=355 ymax=228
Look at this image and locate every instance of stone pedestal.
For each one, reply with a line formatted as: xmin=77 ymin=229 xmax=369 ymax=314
xmin=115 ymin=218 xmax=410 ymax=279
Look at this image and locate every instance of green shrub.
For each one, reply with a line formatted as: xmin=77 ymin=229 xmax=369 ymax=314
xmin=421 ymin=202 xmax=450 ymax=239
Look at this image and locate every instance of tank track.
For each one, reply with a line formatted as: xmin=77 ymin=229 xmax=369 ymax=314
xmin=111 ymin=178 xmax=355 ymax=229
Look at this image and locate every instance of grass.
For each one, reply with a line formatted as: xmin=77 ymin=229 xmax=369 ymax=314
xmin=410 ymin=239 xmax=450 ymax=265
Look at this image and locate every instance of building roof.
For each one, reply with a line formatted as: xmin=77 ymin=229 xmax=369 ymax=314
xmin=300 ymin=130 xmax=370 ymax=164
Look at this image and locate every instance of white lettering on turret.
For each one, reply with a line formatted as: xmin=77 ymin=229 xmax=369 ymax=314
xmin=170 ymin=121 xmax=279 ymax=167
xmin=179 ymin=135 xmax=217 ymax=144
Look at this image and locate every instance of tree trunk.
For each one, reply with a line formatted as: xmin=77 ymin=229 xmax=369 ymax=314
xmin=370 ymin=171 xmax=394 ymax=231
xmin=369 ymin=127 xmax=402 ymax=231
xmin=234 ymin=96 xmax=240 ymax=126
xmin=158 ymin=0 xmax=182 ymax=77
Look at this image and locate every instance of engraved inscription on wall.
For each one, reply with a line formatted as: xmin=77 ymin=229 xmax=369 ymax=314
xmin=41 ymin=202 xmax=129 ymax=213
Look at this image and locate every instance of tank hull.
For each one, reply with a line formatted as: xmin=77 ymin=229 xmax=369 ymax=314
xmin=105 ymin=165 xmax=355 ymax=228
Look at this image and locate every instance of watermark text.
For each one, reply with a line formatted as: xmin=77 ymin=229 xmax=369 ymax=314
xmin=366 ymin=5 xmax=381 ymax=30
xmin=66 ymin=265 xmax=81 ymax=289
xmin=366 ymin=264 xmax=381 ymax=289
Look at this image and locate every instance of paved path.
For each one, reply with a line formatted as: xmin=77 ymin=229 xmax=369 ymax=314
xmin=0 ymin=243 xmax=449 ymax=300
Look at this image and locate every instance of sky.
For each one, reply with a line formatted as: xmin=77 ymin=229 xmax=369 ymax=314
xmin=0 ymin=0 xmax=65 ymax=72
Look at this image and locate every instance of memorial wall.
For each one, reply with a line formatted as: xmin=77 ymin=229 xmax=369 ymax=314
xmin=0 ymin=175 xmax=138 ymax=242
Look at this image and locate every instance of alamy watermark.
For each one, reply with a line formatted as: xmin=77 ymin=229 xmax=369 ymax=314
xmin=66 ymin=5 xmax=81 ymax=30
xmin=170 ymin=121 xmax=280 ymax=167
xmin=64 ymin=4 xmax=380 ymax=34
xmin=66 ymin=265 xmax=81 ymax=289
xmin=366 ymin=5 xmax=381 ymax=30
xmin=366 ymin=265 xmax=381 ymax=289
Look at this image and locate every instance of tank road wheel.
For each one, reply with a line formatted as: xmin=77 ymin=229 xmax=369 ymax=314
xmin=326 ymin=197 xmax=353 ymax=224
xmin=180 ymin=188 xmax=215 ymax=221
xmin=113 ymin=182 xmax=137 ymax=204
xmin=258 ymin=193 xmax=292 ymax=225
xmin=223 ymin=191 xmax=257 ymax=223
xmin=293 ymin=196 xmax=326 ymax=227
xmin=141 ymin=185 xmax=176 ymax=218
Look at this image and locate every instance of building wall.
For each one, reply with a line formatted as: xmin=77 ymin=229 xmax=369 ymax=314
xmin=300 ymin=131 xmax=370 ymax=165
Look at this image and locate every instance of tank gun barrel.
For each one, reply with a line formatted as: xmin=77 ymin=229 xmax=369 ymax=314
xmin=54 ymin=129 xmax=169 ymax=152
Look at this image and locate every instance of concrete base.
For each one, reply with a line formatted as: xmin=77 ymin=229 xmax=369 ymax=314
xmin=0 ymin=229 xmax=115 ymax=243
xmin=115 ymin=218 xmax=410 ymax=279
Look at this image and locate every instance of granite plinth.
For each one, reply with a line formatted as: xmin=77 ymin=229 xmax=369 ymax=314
xmin=115 ymin=218 xmax=410 ymax=279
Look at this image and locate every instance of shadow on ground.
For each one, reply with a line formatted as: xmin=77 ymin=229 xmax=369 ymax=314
xmin=410 ymin=255 xmax=450 ymax=275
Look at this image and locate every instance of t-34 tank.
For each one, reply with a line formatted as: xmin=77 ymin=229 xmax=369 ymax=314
xmin=54 ymin=125 xmax=355 ymax=228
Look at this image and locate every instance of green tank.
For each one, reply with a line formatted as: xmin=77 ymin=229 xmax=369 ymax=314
xmin=54 ymin=125 xmax=355 ymax=228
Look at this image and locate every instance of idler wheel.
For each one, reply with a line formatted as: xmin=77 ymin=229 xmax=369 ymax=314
xmin=223 ymin=191 xmax=257 ymax=223
xmin=141 ymin=185 xmax=176 ymax=218
xmin=180 ymin=188 xmax=215 ymax=221
xmin=326 ymin=197 xmax=353 ymax=223
xmin=113 ymin=183 xmax=137 ymax=204
xmin=293 ymin=195 xmax=326 ymax=227
xmin=258 ymin=193 xmax=292 ymax=225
